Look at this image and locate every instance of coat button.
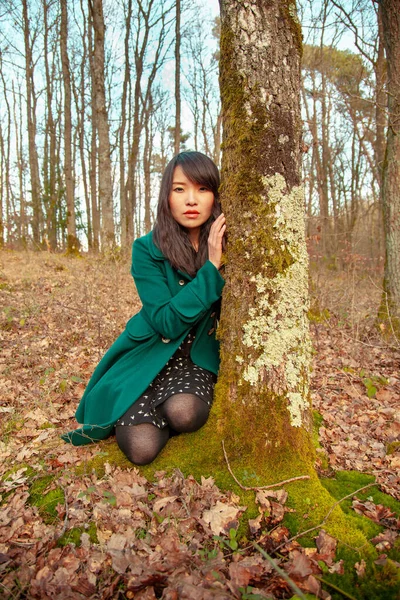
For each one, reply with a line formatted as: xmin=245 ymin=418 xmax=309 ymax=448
xmin=208 ymin=327 xmax=215 ymax=336
xmin=178 ymin=279 xmax=185 ymax=285
xmin=161 ymin=337 xmax=171 ymax=343
xmin=210 ymin=312 xmax=216 ymax=318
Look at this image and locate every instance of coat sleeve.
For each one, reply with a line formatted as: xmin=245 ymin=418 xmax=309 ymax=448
xmin=131 ymin=237 xmax=225 ymax=340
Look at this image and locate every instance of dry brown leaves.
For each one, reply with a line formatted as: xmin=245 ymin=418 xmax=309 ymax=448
xmin=1 ymin=251 xmax=400 ymax=599
xmin=1 ymin=464 xmax=343 ymax=599
xmin=311 ymin=317 xmax=400 ymax=500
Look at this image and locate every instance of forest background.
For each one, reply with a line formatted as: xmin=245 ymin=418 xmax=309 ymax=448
xmin=0 ymin=0 xmax=386 ymax=264
xmin=1 ymin=0 xmax=400 ymax=598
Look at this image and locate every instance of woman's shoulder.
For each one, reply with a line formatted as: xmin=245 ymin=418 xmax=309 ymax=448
xmin=132 ymin=230 xmax=165 ymax=261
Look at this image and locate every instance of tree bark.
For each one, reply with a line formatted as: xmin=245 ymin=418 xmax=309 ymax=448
xmin=217 ymin=0 xmax=312 ymax=471
xmin=379 ymin=0 xmax=400 ymax=331
xmin=89 ymin=0 xmax=115 ymax=251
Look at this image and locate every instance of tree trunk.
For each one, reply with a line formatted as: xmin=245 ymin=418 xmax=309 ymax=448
xmin=0 ymin=63 xmax=11 ymax=247
xmin=12 ymin=81 xmax=26 ymax=245
xmin=22 ymin=0 xmax=42 ymax=247
xmin=42 ymin=0 xmax=58 ymax=250
xmin=375 ymin=4 xmax=387 ymax=188
xmin=174 ymin=0 xmax=181 ymax=156
xmin=74 ymin=0 xmax=92 ymax=250
xmin=143 ymin=96 xmax=153 ymax=233
xmin=119 ymin=0 xmax=132 ymax=250
xmin=90 ymin=0 xmax=115 ymax=251
xmin=0 ymin=123 xmax=4 ymax=248
xmin=60 ymin=0 xmax=79 ymax=254
xmin=217 ymin=0 xmax=312 ymax=476
xmin=138 ymin=0 xmax=367 ymax=549
xmin=379 ymin=0 xmax=400 ymax=331
xmin=88 ymin=8 xmax=100 ymax=252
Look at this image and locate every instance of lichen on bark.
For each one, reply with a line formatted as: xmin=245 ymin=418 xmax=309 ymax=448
xmin=238 ymin=174 xmax=311 ymax=427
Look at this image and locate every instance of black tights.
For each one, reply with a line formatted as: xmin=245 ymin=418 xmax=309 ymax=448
xmin=115 ymin=393 xmax=209 ymax=465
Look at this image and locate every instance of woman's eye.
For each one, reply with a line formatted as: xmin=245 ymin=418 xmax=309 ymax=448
xmin=173 ymin=187 xmax=184 ymax=192
xmin=199 ymin=187 xmax=209 ymax=191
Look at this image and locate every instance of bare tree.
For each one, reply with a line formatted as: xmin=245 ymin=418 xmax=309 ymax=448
xmin=119 ymin=0 xmax=132 ymax=249
xmin=174 ymin=0 xmax=180 ymax=155
xmin=22 ymin=0 xmax=42 ymax=246
xmin=89 ymin=0 xmax=114 ymax=250
xmin=60 ymin=0 xmax=79 ymax=252
xmin=124 ymin=0 xmax=174 ymax=245
xmin=0 ymin=58 xmax=11 ymax=246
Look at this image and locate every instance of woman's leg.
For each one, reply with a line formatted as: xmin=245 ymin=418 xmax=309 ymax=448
xmin=160 ymin=393 xmax=210 ymax=433
xmin=115 ymin=423 xmax=169 ymax=465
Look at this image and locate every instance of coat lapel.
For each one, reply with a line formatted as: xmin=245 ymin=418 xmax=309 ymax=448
xmin=147 ymin=231 xmax=193 ymax=281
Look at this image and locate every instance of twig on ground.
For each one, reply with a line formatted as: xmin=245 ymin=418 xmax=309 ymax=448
xmin=222 ymin=441 xmax=310 ymax=491
xmin=253 ymin=543 xmax=307 ymax=600
xmin=273 ymin=482 xmax=378 ymax=553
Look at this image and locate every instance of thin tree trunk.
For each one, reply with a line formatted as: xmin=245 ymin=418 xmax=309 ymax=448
xmin=375 ymin=3 xmax=387 ymax=189
xmin=0 ymin=64 xmax=11 ymax=246
xmin=13 ymin=82 xmax=26 ymax=244
xmin=89 ymin=0 xmax=114 ymax=251
xmin=43 ymin=0 xmax=58 ymax=250
xmin=119 ymin=0 xmax=132 ymax=250
xmin=143 ymin=97 xmax=152 ymax=233
xmin=88 ymin=1 xmax=100 ymax=251
xmin=0 ymin=123 xmax=4 ymax=247
xmin=74 ymin=0 xmax=92 ymax=249
xmin=174 ymin=0 xmax=181 ymax=155
xmin=60 ymin=0 xmax=79 ymax=253
xmin=379 ymin=0 xmax=400 ymax=330
xmin=22 ymin=0 xmax=42 ymax=247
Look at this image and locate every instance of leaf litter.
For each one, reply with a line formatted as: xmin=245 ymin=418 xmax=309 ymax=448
xmin=1 ymin=251 xmax=399 ymax=598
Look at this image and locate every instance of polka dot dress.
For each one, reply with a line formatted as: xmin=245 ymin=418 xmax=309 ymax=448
xmin=116 ymin=329 xmax=217 ymax=429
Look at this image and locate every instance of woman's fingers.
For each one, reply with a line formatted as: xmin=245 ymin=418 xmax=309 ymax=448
xmin=208 ymin=214 xmax=226 ymax=269
xmin=210 ymin=214 xmax=225 ymax=235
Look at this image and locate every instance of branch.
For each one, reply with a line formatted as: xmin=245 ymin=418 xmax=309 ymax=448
xmin=273 ymin=482 xmax=378 ymax=553
xmin=222 ymin=440 xmax=310 ymax=491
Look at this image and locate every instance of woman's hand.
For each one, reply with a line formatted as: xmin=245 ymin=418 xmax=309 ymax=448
xmin=208 ymin=214 xmax=226 ymax=270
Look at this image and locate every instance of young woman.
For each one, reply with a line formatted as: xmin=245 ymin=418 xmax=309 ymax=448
xmin=62 ymin=151 xmax=226 ymax=465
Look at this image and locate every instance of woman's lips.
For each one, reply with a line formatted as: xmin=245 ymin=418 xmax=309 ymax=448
xmin=184 ymin=211 xmax=200 ymax=218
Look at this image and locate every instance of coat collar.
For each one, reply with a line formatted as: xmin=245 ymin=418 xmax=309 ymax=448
xmin=146 ymin=230 xmax=193 ymax=281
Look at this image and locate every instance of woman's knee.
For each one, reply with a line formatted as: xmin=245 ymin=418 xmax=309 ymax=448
xmin=115 ymin=424 xmax=168 ymax=465
xmin=162 ymin=393 xmax=210 ymax=432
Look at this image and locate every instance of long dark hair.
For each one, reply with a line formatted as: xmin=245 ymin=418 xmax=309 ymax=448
xmin=153 ymin=151 xmax=222 ymax=276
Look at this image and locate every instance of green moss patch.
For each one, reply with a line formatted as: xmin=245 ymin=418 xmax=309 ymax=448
xmin=29 ymin=475 xmax=64 ymax=522
xmin=57 ymin=522 xmax=98 ymax=547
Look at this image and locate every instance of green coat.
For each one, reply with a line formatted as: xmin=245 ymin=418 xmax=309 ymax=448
xmin=61 ymin=231 xmax=225 ymax=446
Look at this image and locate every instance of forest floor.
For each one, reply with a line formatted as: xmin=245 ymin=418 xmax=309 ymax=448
xmin=0 ymin=250 xmax=399 ymax=600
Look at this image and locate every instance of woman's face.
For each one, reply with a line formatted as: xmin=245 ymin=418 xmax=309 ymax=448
xmin=169 ymin=165 xmax=215 ymax=232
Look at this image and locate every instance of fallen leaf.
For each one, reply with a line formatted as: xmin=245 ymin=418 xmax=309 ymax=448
xmin=202 ymin=501 xmax=243 ymax=535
